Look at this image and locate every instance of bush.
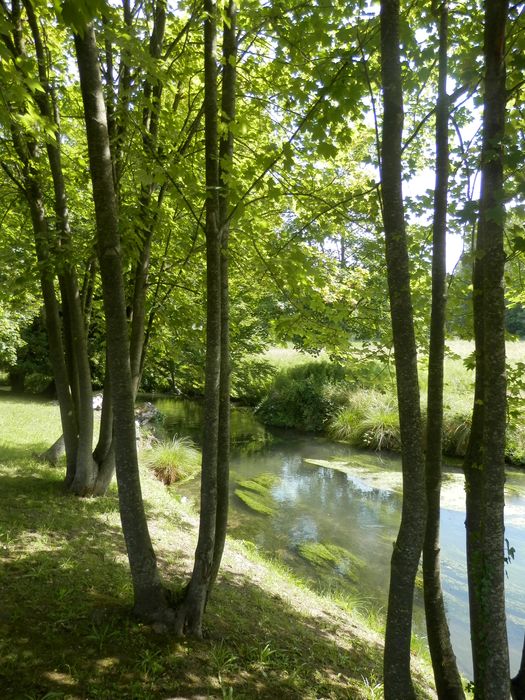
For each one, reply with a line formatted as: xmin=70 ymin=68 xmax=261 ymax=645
xmin=255 ymin=361 xmax=349 ymax=432
xmin=141 ymin=436 xmax=200 ymax=485
xmin=231 ymin=357 xmax=276 ymax=405
xmin=329 ymin=389 xmax=400 ymax=451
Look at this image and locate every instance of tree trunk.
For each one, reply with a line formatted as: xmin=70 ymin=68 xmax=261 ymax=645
xmin=75 ymin=22 xmax=170 ymax=622
xmin=22 ymin=0 xmax=98 ymax=494
xmin=93 ymin=364 xmax=116 ymax=495
xmin=25 ymin=178 xmax=79 ymax=484
xmin=2 ymin=3 xmax=80 ymax=483
xmin=464 ymin=0 xmax=510 ymax=696
xmin=129 ymin=0 xmax=166 ymax=399
xmin=176 ymin=0 xmax=221 ymax=637
xmin=210 ymin=0 xmax=237 ymax=590
xmin=422 ymin=4 xmax=464 ymax=698
xmin=380 ymin=1 xmax=427 ymax=697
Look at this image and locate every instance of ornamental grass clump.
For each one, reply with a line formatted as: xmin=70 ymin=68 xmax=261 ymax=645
xmin=141 ymin=436 xmax=200 ymax=485
xmin=329 ymin=389 xmax=401 ymax=452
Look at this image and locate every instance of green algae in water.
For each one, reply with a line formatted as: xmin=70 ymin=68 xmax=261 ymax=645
xmin=235 ymin=490 xmax=275 ymax=515
xmin=297 ymin=542 xmax=363 ymax=583
xmin=234 ymin=473 xmax=280 ymax=516
xmin=237 ymin=473 xmax=279 ymax=496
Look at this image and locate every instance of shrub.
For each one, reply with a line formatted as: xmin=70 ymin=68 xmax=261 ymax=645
xmin=255 ymin=361 xmax=349 ymax=432
xmin=141 ymin=436 xmax=200 ymax=485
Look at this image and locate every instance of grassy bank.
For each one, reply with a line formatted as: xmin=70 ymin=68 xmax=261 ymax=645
xmin=0 ymin=395 xmax=437 ymax=699
xmin=253 ymin=342 xmax=525 ymax=464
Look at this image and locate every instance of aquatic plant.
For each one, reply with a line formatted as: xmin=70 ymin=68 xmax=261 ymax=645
xmin=234 ymin=473 xmax=280 ymax=516
xmin=297 ymin=542 xmax=363 ymax=583
xmin=234 ymin=490 xmax=275 ymax=516
xmin=237 ymin=474 xmax=279 ymax=495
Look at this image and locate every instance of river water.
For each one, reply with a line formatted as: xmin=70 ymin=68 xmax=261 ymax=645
xmin=152 ymin=398 xmax=525 ymax=679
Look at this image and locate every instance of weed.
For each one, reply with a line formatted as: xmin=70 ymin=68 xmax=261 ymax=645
xmin=210 ymin=640 xmax=237 ymax=674
xmin=140 ymin=649 xmax=166 ymax=678
xmin=87 ymin=621 xmax=120 ymax=652
xmin=258 ymin=641 xmax=278 ymax=665
xmin=362 ymin=674 xmax=384 ymax=699
xmin=256 ymin=360 xmax=349 ymax=431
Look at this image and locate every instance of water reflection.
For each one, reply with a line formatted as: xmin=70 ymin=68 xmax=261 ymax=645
xmin=153 ymin=398 xmax=525 ymax=679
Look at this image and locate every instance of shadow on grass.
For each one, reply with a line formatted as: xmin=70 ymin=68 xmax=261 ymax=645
xmin=0 ymin=442 xmax=55 ymax=462
xmin=0 ymin=462 xmax=430 ymax=699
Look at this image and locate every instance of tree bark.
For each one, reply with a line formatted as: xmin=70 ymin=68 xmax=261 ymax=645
xmin=21 ymin=0 xmax=99 ymax=494
xmin=210 ymin=0 xmax=237 ymax=590
xmin=464 ymin=0 xmax=510 ymax=696
xmin=380 ymin=1 xmax=427 ymax=697
xmin=422 ymin=4 xmax=465 ymax=697
xmin=176 ymin=0 xmax=222 ymax=637
xmin=93 ymin=362 xmax=116 ymax=495
xmin=75 ymin=22 xmax=170 ymax=621
xmin=26 ymin=181 xmax=79 ymax=483
xmin=129 ymin=0 xmax=166 ymax=399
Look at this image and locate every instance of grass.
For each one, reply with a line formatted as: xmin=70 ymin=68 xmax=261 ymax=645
xmin=256 ymin=341 xmax=525 ymax=463
xmin=329 ymin=389 xmax=401 ymax=451
xmin=0 ymin=393 xmax=439 ymax=698
xmin=140 ymin=435 xmax=200 ymax=485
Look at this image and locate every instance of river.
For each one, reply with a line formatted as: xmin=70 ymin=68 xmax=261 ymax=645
xmin=152 ymin=397 xmax=525 ymax=679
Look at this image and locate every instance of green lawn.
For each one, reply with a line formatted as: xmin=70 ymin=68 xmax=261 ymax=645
xmin=0 ymin=394 xmax=437 ymax=699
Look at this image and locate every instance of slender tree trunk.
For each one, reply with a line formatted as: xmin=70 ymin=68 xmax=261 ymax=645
xmin=464 ymin=0 xmax=510 ymax=696
xmin=75 ymin=22 xmax=170 ymax=621
xmin=93 ymin=364 xmax=116 ymax=495
xmin=422 ymin=4 xmax=464 ymax=698
xmin=23 ymin=0 xmax=98 ymax=494
xmin=2 ymin=2 xmax=79 ymax=482
xmin=129 ymin=0 xmax=166 ymax=398
xmin=80 ymin=257 xmax=97 ymax=331
xmin=26 ymin=183 xmax=78 ymax=482
xmin=176 ymin=0 xmax=221 ymax=637
xmin=210 ymin=0 xmax=237 ymax=589
xmin=380 ymin=1 xmax=426 ymax=697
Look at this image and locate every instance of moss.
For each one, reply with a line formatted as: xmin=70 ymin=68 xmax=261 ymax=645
xmin=297 ymin=542 xmax=363 ymax=583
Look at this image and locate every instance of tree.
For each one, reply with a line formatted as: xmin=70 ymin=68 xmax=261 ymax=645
xmin=75 ymin=19 xmax=171 ymax=622
xmin=174 ymin=0 xmax=236 ymax=636
xmin=379 ymin=1 xmax=427 ymax=697
xmin=463 ymin=0 xmax=510 ymax=696
xmin=422 ymin=2 xmax=464 ymax=697
xmin=0 ymin=0 xmax=114 ymax=494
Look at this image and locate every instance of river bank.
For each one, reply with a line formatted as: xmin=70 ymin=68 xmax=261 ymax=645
xmin=0 ymin=395 xmax=438 ymax=699
xmin=150 ymin=396 xmax=525 ymax=681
